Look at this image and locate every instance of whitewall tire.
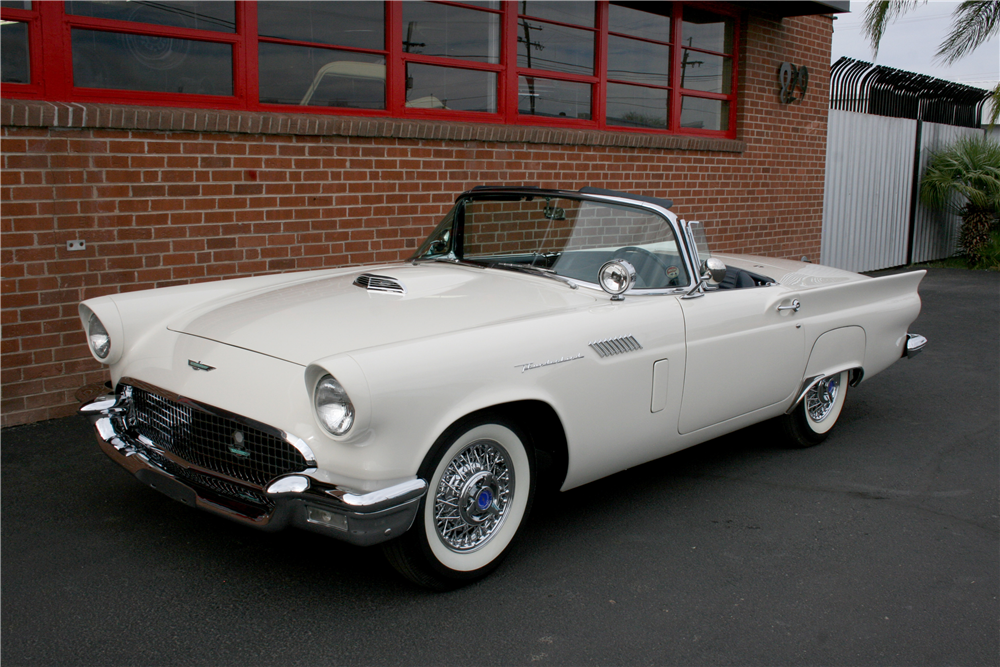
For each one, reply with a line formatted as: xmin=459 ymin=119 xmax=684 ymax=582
xmin=384 ymin=415 xmax=535 ymax=589
xmin=781 ymin=370 xmax=849 ymax=448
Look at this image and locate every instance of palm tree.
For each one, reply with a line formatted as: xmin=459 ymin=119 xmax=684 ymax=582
xmin=919 ymin=136 xmax=1000 ymax=266
xmin=863 ymin=1 xmax=1000 ymax=124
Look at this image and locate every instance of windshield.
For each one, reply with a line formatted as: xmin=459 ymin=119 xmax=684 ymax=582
xmin=413 ymin=194 xmax=690 ymax=290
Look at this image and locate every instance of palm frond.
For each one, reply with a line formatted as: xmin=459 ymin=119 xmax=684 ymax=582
xmin=920 ymin=136 xmax=1000 ymax=216
xmin=934 ymin=0 xmax=1000 ymax=64
xmin=862 ymin=1 xmax=924 ymax=57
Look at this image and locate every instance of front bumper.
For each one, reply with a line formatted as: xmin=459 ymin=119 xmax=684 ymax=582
xmin=81 ymin=394 xmax=426 ymax=547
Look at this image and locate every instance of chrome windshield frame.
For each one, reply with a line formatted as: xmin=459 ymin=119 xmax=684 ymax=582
xmin=410 ymin=188 xmax=699 ymax=296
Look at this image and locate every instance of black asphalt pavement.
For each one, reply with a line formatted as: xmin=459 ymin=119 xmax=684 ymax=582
xmin=2 ymin=267 xmax=998 ymax=667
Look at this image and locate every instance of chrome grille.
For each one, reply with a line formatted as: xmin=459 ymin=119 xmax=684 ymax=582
xmin=122 ymin=384 xmax=309 ymax=494
xmin=143 ymin=447 xmax=272 ymax=513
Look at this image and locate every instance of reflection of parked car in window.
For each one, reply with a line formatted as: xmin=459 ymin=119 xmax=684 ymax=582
xmin=298 ymin=60 xmax=446 ymax=109
xmin=80 ymin=186 xmax=927 ymax=589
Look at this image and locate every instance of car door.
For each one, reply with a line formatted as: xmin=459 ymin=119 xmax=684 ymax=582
xmin=676 ymin=286 xmax=804 ymax=434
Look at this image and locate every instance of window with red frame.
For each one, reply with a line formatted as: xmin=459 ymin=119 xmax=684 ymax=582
xmin=0 ymin=1 xmax=739 ymax=137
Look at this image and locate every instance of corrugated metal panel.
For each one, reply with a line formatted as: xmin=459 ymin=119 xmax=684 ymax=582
xmin=822 ymin=110 xmax=916 ymax=272
xmin=910 ymin=122 xmax=984 ymax=264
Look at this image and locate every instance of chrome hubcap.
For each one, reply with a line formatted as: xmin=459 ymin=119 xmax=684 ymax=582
xmin=805 ymin=374 xmax=841 ymax=423
xmin=434 ymin=439 xmax=514 ymax=552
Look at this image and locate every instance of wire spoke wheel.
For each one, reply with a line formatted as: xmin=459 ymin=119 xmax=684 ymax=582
xmin=434 ymin=439 xmax=514 ymax=552
xmin=780 ymin=370 xmax=850 ymax=448
xmin=804 ymin=374 xmax=841 ymax=423
xmin=383 ymin=416 xmax=534 ymax=589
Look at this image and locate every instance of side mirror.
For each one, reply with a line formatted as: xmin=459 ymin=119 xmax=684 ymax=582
xmin=702 ymin=257 xmax=727 ymax=283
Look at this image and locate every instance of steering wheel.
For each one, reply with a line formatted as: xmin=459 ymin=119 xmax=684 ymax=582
xmin=614 ymin=246 xmax=674 ymax=277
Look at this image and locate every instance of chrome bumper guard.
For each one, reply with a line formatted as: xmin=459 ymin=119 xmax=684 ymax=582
xmin=80 ymin=394 xmax=426 ymax=547
xmin=904 ymin=333 xmax=927 ymax=358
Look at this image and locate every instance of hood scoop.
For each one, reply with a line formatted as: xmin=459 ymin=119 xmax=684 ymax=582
xmin=353 ymin=273 xmax=406 ymax=295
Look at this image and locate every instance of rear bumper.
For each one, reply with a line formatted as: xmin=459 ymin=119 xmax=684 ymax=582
xmin=81 ymin=394 xmax=426 ymax=547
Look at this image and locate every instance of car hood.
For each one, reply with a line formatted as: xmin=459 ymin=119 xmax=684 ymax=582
xmin=168 ymin=263 xmax=599 ymax=365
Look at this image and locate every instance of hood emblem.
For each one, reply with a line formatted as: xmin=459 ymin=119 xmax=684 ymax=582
xmin=188 ymin=360 xmax=216 ymax=372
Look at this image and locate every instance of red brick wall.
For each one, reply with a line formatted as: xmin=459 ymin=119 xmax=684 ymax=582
xmin=1 ymin=13 xmax=833 ymax=427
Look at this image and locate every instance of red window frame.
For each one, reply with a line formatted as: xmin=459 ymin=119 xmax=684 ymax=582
xmin=0 ymin=1 xmax=740 ymax=139
xmin=0 ymin=2 xmax=45 ymax=99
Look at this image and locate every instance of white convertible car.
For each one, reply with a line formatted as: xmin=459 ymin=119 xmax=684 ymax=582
xmin=80 ymin=186 xmax=927 ymax=588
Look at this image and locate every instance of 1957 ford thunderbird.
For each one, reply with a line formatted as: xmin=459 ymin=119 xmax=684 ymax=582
xmin=80 ymin=186 xmax=927 ymax=589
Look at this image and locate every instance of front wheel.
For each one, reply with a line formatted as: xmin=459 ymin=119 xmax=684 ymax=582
xmin=780 ymin=370 xmax=849 ymax=448
xmin=384 ymin=416 xmax=535 ymax=589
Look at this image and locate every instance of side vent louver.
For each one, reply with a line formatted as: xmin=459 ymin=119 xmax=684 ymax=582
xmin=589 ymin=335 xmax=643 ymax=358
xmin=353 ymin=273 xmax=406 ymax=295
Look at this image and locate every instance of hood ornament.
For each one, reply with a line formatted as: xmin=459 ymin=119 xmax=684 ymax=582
xmin=188 ymin=360 xmax=216 ymax=372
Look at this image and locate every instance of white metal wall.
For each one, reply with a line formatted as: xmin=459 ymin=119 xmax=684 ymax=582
xmin=822 ymin=109 xmax=984 ymax=271
xmin=910 ymin=122 xmax=983 ymax=264
xmin=821 ymin=110 xmax=916 ymax=272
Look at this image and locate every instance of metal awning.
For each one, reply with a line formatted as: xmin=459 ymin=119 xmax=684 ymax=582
xmin=729 ymin=1 xmax=850 ymax=17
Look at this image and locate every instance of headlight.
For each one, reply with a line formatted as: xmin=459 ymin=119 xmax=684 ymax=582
xmin=87 ymin=313 xmax=111 ymax=360
xmin=314 ymin=375 xmax=355 ymax=436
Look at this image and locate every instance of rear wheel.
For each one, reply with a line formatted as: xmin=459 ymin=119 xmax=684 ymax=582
xmin=384 ymin=415 xmax=535 ymax=589
xmin=781 ymin=371 xmax=849 ymax=448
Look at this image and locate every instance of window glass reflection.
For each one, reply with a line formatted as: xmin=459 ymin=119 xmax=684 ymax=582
xmin=259 ymin=43 xmax=384 ymax=108
xmin=519 ymin=1 xmax=594 ymax=27
xmin=609 ymin=3 xmax=670 ymax=42
xmin=258 ymin=1 xmax=383 ymax=50
xmin=0 ymin=1 xmax=32 ymax=8
xmin=681 ymin=7 xmax=733 ymax=54
xmin=679 ymin=50 xmax=730 ymax=94
xmin=1 ymin=21 xmax=30 ymax=84
xmin=72 ymin=29 xmax=232 ymax=95
xmin=606 ymin=83 xmax=667 ymax=129
xmin=517 ymin=19 xmax=593 ymax=75
xmin=66 ymin=1 xmax=235 ymax=33
xmin=680 ymin=96 xmax=728 ymax=131
xmin=402 ymin=3 xmax=499 ymax=63
xmin=406 ymin=64 xmax=496 ymax=112
xmin=518 ymin=76 xmax=590 ymax=119
xmin=608 ymin=35 xmax=669 ymax=86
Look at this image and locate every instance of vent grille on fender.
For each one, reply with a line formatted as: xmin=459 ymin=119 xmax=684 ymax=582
xmin=353 ymin=273 xmax=406 ymax=295
xmin=590 ymin=335 xmax=643 ymax=358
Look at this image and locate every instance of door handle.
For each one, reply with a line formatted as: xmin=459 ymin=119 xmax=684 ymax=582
xmin=777 ymin=299 xmax=801 ymax=313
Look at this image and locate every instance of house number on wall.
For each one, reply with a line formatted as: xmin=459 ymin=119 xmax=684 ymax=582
xmin=778 ymin=63 xmax=809 ymax=103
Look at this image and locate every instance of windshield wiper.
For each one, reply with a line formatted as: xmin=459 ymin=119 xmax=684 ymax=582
xmin=488 ymin=262 xmax=578 ymax=289
xmin=411 ymin=256 xmax=486 ymax=268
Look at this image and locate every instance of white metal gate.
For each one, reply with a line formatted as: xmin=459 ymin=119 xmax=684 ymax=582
xmin=821 ymin=109 xmax=983 ymax=272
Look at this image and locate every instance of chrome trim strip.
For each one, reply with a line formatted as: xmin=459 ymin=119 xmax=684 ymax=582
xmin=119 ymin=377 xmax=318 ymax=465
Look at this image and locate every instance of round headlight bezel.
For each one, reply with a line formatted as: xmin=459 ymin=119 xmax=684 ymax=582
xmin=314 ymin=374 xmax=355 ymax=436
xmin=87 ymin=313 xmax=111 ymax=360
